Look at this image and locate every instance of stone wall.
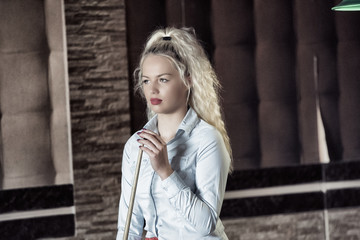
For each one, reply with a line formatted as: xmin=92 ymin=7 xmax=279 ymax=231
xmin=60 ymin=0 xmax=130 ymax=239
xmin=223 ymin=211 xmax=326 ymax=240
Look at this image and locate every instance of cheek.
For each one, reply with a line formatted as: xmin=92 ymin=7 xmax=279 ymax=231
xmin=142 ymin=86 xmax=150 ymax=98
xmin=171 ymin=87 xmax=188 ymax=102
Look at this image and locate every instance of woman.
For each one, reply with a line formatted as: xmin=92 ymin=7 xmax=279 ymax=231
xmin=117 ymin=27 xmax=232 ymax=240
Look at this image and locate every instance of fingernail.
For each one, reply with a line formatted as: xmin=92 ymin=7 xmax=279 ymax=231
xmin=137 ymin=132 xmax=141 ymax=135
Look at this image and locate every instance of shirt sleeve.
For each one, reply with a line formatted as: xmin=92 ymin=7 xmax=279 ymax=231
xmin=117 ymin=139 xmax=144 ymax=240
xmin=161 ymin=128 xmax=230 ymax=236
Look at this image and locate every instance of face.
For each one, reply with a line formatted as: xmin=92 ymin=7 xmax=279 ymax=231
xmin=141 ymin=54 xmax=189 ymax=116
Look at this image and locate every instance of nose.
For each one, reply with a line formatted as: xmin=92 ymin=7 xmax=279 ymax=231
xmin=150 ymin=81 xmax=159 ymax=94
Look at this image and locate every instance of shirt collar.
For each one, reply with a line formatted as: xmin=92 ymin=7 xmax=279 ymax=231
xmin=178 ymin=107 xmax=200 ymax=136
xmin=143 ymin=114 xmax=159 ymax=133
xmin=143 ymin=108 xmax=200 ymax=137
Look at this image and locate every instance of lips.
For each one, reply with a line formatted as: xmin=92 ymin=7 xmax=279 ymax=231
xmin=150 ymin=98 xmax=162 ymax=105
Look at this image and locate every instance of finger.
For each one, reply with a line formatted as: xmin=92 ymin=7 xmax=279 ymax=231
xmin=137 ymin=138 xmax=159 ymax=154
xmin=139 ymin=132 xmax=165 ymax=149
xmin=140 ymin=129 xmax=161 ymax=141
xmin=141 ymin=129 xmax=166 ymax=145
xmin=139 ymin=145 xmax=156 ymax=158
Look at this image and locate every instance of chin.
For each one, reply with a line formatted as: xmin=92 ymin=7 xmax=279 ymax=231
xmin=149 ymin=106 xmax=163 ymax=113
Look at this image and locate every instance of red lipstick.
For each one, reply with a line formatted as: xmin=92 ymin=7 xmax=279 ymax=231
xmin=150 ymin=98 xmax=162 ymax=105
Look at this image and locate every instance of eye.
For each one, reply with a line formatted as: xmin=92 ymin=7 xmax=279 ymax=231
xmin=159 ymin=78 xmax=169 ymax=83
xmin=142 ymin=79 xmax=149 ymax=84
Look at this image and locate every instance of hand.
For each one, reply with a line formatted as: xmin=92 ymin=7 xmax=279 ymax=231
xmin=137 ymin=129 xmax=174 ymax=180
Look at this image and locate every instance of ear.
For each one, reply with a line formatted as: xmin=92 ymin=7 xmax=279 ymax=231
xmin=186 ymin=75 xmax=192 ymax=87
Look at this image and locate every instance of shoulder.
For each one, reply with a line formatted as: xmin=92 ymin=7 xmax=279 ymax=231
xmin=123 ymin=131 xmax=141 ymax=161
xmin=190 ymin=120 xmax=224 ymax=148
xmin=192 ymin=120 xmax=222 ymax=140
xmin=124 ymin=131 xmax=139 ymax=149
xmin=190 ymin=120 xmax=231 ymax=169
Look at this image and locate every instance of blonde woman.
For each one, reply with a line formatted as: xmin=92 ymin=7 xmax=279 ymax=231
xmin=117 ymin=27 xmax=232 ymax=240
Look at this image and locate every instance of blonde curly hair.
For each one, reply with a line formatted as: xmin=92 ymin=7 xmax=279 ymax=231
xmin=134 ymin=27 xmax=233 ymax=172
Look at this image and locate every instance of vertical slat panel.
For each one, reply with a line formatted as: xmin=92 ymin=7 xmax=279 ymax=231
xmin=213 ymin=0 xmax=260 ymax=169
xmin=0 ymin=0 xmax=54 ymax=189
xmin=125 ymin=0 xmax=166 ymax=131
xmin=166 ymin=0 xmax=213 ymax=56
xmin=295 ymin=0 xmax=339 ymax=164
xmin=255 ymin=0 xmax=299 ymax=167
xmin=336 ymin=11 xmax=360 ymax=161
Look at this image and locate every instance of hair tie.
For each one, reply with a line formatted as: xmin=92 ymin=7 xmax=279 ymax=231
xmin=162 ymin=36 xmax=171 ymax=41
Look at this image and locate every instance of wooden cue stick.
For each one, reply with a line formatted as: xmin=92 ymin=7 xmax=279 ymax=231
xmin=123 ymin=148 xmax=143 ymax=240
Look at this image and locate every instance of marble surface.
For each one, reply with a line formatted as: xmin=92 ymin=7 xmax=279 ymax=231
xmin=327 ymin=188 xmax=360 ymax=209
xmin=227 ymin=160 xmax=360 ymax=192
xmin=325 ymin=161 xmax=360 ymax=182
xmin=0 ymin=184 xmax=73 ymax=214
xmin=0 ymin=214 xmax=75 ymax=240
xmin=226 ymin=164 xmax=322 ymax=190
xmin=221 ymin=192 xmax=324 ymax=218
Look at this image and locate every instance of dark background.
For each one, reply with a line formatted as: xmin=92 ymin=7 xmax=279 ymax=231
xmin=126 ymin=0 xmax=360 ymax=170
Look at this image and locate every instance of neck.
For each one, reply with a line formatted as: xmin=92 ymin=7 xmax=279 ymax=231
xmin=157 ymin=107 xmax=188 ymax=143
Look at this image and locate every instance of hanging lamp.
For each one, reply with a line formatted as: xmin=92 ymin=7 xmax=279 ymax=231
xmin=332 ymin=0 xmax=360 ymax=11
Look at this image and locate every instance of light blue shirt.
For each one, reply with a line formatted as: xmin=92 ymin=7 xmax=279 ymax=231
xmin=117 ymin=108 xmax=230 ymax=240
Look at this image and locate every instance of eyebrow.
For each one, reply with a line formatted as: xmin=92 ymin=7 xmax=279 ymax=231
xmin=142 ymin=73 xmax=173 ymax=78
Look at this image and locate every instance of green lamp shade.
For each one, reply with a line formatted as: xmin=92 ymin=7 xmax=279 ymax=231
xmin=332 ymin=0 xmax=360 ymax=11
